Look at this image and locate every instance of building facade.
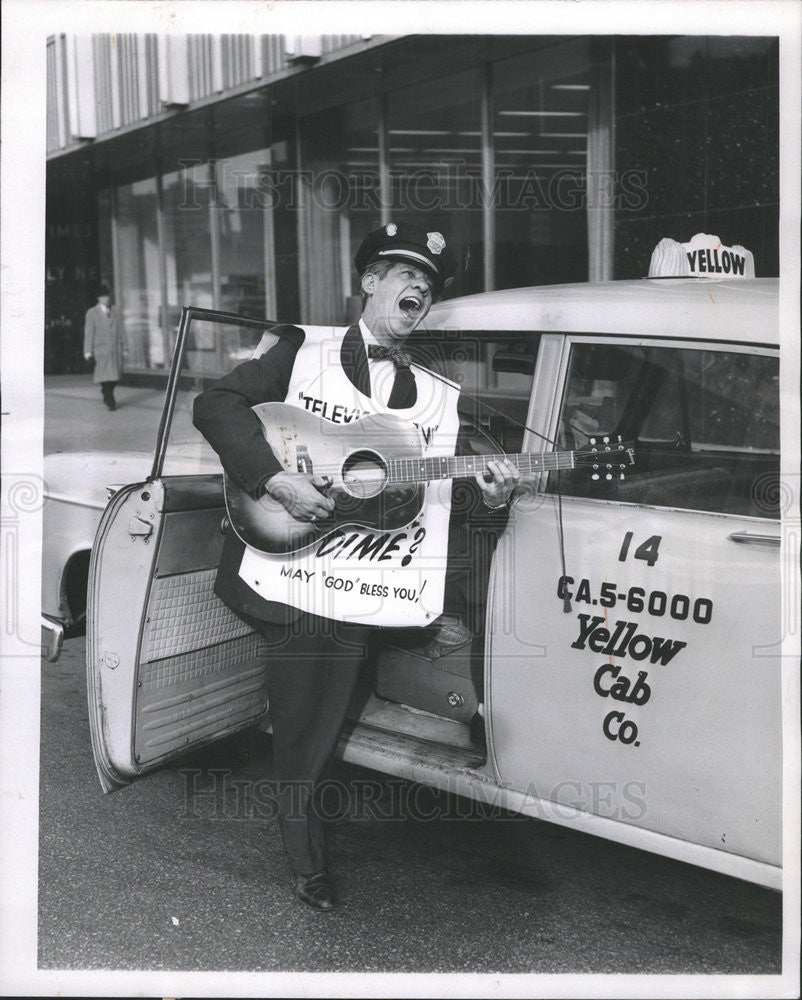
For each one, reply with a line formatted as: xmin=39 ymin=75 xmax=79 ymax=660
xmin=45 ymin=33 xmax=778 ymax=374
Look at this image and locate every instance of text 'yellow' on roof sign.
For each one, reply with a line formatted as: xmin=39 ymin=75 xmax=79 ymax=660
xmin=649 ymin=233 xmax=755 ymax=279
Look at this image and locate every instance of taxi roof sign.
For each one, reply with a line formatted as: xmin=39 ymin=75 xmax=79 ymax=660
xmin=649 ymin=233 xmax=755 ymax=279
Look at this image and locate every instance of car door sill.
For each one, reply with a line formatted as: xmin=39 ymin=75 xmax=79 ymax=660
xmin=339 ymin=718 xmax=493 ymax=779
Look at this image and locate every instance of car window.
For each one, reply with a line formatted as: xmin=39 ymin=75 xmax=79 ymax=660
xmin=160 ymin=316 xmax=278 ymax=477
xmin=183 ymin=318 xmax=275 ymax=374
xmin=548 ymin=343 xmax=780 ymax=519
xmin=412 ymin=331 xmax=538 ymax=455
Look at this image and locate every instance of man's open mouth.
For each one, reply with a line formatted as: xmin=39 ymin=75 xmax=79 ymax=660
xmin=399 ymin=295 xmax=422 ymax=317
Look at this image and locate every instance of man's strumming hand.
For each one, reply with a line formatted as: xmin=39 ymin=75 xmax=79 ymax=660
xmin=264 ymin=471 xmax=335 ymax=522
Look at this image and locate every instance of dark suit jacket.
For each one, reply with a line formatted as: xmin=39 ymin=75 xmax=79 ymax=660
xmin=193 ymin=323 xmax=509 ymax=625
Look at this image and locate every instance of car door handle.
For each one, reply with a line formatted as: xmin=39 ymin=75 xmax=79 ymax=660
xmin=127 ymin=515 xmax=153 ymax=538
xmin=728 ymin=531 xmax=780 ymax=548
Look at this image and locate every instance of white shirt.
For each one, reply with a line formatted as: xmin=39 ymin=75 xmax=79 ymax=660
xmin=359 ymin=317 xmax=398 ymax=408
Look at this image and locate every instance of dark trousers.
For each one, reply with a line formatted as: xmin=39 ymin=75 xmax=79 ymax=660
xmin=257 ymin=613 xmax=370 ymax=876
xmin=100 ymin=380 xmax=117 ymax=405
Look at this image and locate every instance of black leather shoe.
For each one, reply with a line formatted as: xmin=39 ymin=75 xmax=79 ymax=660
xmin=414 ymin=613 xmax=473 ymax=659
xmin=294 ymin=870 xmax=337 ymax=911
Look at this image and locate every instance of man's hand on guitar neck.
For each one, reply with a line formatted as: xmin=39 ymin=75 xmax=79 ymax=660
xmin=476 ymin=458 xmax=521 ymax=510
xmin=264 ymin=471 xmax=336 ymax=523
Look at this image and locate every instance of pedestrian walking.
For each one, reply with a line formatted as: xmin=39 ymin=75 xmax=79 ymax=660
xmin=84 ymin=283 xmax=124 ymax=410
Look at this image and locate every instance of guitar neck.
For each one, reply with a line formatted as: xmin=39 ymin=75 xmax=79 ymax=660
xmin=387 ymin=449 xmax=575 ymax=485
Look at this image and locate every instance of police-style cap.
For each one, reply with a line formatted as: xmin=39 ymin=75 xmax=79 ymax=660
xmin=355 ymin=223 xmax=458 ymax=290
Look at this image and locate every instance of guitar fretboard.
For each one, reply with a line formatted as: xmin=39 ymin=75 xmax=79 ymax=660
xmin=387 ymin=450 xmax=575 ymax=485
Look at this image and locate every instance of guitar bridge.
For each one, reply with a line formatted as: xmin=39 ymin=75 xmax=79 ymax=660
xmin=296 ymin=444 xmax=312 ymax=474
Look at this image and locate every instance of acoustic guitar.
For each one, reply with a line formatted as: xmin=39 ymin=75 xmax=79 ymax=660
xmin=224 ymin=402 xmax=634 ymax=553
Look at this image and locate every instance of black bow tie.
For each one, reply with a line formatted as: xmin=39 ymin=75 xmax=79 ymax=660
xmin=367 ymin=344 xmax=412 ymax=369
xmin=366 ymin=343 xmax=416 ymax=408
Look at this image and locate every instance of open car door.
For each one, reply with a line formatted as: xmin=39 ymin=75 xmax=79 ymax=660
xmin=86 ymin=309 xmax=278 ymax=792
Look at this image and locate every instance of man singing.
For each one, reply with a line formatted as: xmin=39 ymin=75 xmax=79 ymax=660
xmin=193 ymin=223 xmax=518 ymax=911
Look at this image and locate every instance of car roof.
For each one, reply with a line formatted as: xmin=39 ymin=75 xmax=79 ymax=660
xmin=425 ymin=277 xmax=779 ymax=346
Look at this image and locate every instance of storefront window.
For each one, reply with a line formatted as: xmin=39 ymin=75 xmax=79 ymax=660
xmin=215 ymin=149 xmax=272 ymax=321
xmin=492 ymin=40 xmax=591 ymax=288
xmin=340 ymin=98 xmax=382 ymax=315
xmin=387 ymin=69 xmax=484 ymax=297
xmin=300 ymin=98 xmax=379 ymax=324
xmin=163 ymin=162 xmax=214 ymax=349
xmin=269 ymin=138 xmax=301 ymax=323
xmin=114 ymin=177 xmax=163 ymax=368
xmin=102 ymin=145 xmax=302 ymax=372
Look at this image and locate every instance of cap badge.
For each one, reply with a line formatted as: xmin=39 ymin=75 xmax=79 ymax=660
xmin=385 ymin=223 xmax=398 ymax=237
xmin=427 ymin=232 xmax=445 ymax=255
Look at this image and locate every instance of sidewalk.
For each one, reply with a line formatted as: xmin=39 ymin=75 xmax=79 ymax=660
xmin=44 ymin=374 xmax=194 ymax=456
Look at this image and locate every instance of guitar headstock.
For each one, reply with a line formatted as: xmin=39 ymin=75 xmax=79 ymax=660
xmin=578 ymin=435 xmax=635 ymax=481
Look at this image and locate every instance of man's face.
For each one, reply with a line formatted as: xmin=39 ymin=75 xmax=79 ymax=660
xmin=98 ymin=294 xmax=111 ymax=308
xmin=361 ymin=262 xmax=435 ymax=344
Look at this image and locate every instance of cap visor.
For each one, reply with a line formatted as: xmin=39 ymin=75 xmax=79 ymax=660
xmin=376 ymin=248 xmax=441 ymax=281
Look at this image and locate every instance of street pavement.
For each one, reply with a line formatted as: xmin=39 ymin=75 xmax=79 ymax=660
xmin=37 ymin=374 xmax=784 ymax=977
xmin=40 ymin=633 xmax=782 ymax=975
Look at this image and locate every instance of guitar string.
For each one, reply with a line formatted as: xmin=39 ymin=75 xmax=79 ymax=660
xmin=277 ymin=454 xmax=573 ymax=480
xmin=384 ymin=451 xmax=576 ymax=483
xmin=271 ymin=447 xmax=626 ymax=484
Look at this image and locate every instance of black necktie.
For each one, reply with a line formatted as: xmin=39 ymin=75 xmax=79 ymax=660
xmin=367 ymin=344 xmax=417 ymax=408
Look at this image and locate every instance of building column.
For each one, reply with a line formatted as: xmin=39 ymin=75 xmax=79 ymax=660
xmin=586 ymin=40 xmax=615 ymax=282
xmin=209 ymin=160 xmax=221 ymax=311
xmin=155 ymin=166 xmax=172 ymax=367
xmin=481 ymin=62 xmax=495 ymax=292
xmin=378 ymin=92 xmax=391 ymax=227
xmin=262 ymin=156 xmax=278 ymax=323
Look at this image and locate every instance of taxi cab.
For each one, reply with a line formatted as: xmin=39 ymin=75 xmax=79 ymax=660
xmin=80 ymin=236 xmax=783 ymax=891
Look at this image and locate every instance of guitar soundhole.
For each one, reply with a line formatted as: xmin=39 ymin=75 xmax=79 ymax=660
xmin=341 ymin=449 xmax=388 ymax=498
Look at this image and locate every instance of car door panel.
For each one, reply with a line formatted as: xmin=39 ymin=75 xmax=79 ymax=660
xmin=87 ymin=475 xmax=268 ymax=791
xmin=85 ymin=310 xmax=297 ymax=792
xmin=485 ymin=334 xmax=782 ymax=876
xmin=487 ymin=497 xmax=781 ymax=866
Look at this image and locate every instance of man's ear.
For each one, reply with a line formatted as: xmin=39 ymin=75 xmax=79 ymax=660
xmin=361 ymin=271 xmax=377 ymax=296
